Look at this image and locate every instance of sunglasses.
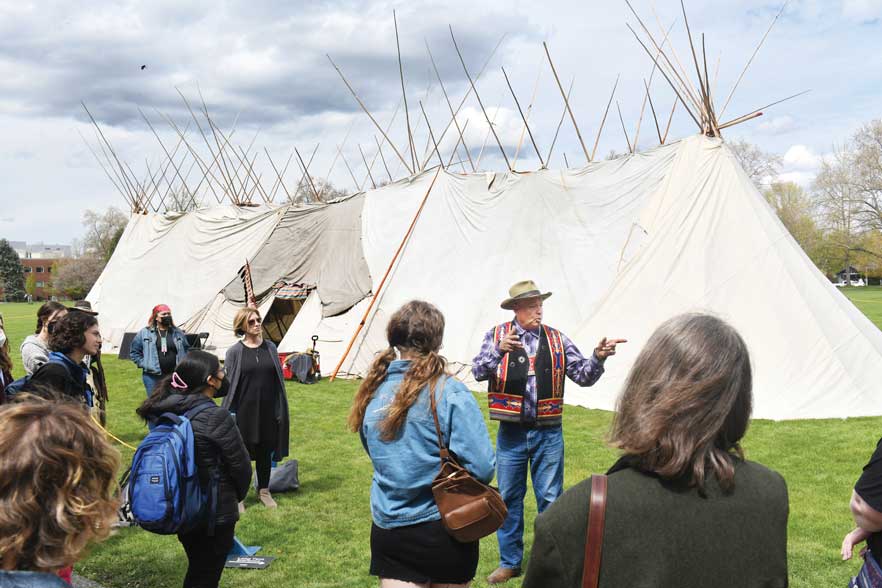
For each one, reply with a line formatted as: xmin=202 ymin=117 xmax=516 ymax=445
xmin=248 ymin=318 xmax=262 ymax=325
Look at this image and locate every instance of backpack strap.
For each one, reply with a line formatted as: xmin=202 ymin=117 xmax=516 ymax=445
xmin=183 ymin=401 xmax=214 ymax=421
xmin=183 ymin=400 xmax=218 ymax=536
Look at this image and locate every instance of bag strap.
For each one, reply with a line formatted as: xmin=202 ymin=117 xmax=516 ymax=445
xmin=428 ymin=379 xmax=450 ymax=461
xmin=183 ymin=401 xmax=213 ymax=421
xmin=581 ymin=474 xmax=608 ymax=588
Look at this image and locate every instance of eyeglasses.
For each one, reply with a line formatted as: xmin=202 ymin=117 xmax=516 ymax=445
xmin=248 ymin=318 xmax=262 ymax=325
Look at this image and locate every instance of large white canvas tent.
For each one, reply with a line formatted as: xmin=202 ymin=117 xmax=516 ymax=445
xmin=278 ymin=135 xmax=882 ymax=420
xmin=88 ymin=195 xmax=371 ymax=355
xmin=85 ymin=6 xmax=882 ymax=421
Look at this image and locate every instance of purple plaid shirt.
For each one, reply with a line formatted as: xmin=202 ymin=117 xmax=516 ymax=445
xmin=471 ymin=320 xmax=605 ymax=421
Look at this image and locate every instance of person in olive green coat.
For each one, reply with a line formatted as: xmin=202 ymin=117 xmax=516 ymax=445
xmin=523 ymin=313 xmax=789 ymax=588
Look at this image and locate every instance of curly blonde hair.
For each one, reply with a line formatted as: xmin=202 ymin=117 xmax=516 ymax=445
xmin=348 ymin=300 xmax=447 ymax=440
xmin=0 ymin=398 xmax=120 ymax=571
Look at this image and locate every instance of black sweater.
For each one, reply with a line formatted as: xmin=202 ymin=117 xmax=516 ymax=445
xmin=145 ymin=393 xmax=252 ymax=527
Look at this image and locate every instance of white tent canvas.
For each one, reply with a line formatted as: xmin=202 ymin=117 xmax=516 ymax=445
xmin=88 ymin=205 xmax=282 ymax=348
xmin=281 ymin=135 xmax=882 ymax=420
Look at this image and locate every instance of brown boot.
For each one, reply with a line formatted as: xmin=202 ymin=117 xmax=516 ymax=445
xmin=258 ymin=488 xmax=277 ymax=508
xmin=487 ymin=566 xmax=521 ymax=584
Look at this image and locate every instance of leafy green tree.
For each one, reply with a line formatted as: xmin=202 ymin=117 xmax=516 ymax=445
xmin=25 ymin=272 xmax=36 ymax=299
xmin=0 ymin=239 xmax=26 ymax=301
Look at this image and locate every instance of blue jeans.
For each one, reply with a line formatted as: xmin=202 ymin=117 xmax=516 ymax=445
xmin=496 ymin=422 xmax=564 ymax=570
xmin=142 ymin=373 xmax=163 ymax=397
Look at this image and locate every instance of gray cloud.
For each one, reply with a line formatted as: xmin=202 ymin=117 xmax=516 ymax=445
xmin=0 ymin=1 xmax=538 ymax=131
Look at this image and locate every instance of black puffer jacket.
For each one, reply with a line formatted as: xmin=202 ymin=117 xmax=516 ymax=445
xmin=145 ymin=393 xmax=252 ymax=527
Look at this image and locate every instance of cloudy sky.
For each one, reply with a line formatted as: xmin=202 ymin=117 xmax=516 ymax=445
xmin=1 ymin=0 xmax=881 ymax=245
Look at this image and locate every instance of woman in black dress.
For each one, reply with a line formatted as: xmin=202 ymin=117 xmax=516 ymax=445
xmin=221 ymin=307 xmax=290 ymax=510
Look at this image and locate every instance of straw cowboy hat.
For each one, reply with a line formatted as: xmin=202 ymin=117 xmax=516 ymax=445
xmin=70 ymin=300 xmax=99 ymax=316
xmin=500 ymin=280 xmax=552 ymax=310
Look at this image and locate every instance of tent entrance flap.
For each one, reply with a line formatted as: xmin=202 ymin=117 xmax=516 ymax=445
xmin=262 ymin=298 xmax=307 ymax=344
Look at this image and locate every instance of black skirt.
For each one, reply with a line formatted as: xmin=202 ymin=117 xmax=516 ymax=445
xmin=370 ymin=519 xmax=479 ymax=583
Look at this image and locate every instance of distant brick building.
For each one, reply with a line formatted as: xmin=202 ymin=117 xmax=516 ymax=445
xmin=0 ymin=241 xmax=71 ymax=301
xmin=22 ymin=258 xmax=57 ymax=300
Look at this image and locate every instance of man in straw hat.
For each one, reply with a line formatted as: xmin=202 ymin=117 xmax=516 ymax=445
xmin=472 ymin=280 xmax=625 ymax=584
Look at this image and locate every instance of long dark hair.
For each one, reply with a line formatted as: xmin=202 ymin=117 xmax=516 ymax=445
xmin=136 ymin=350 xmax=219 ymax=421
xmin=35 ymin=301 xmax=67 ymax=334
xmin=348 ymin=300 xmax=447 ymax=440
xmin=609 ymin=313 xmax=752 ymax=492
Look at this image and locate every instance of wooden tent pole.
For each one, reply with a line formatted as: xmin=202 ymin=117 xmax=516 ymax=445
xmin=616 ymin=101 xmax=633 ymax=154
xmin=718 ymin=89 xmax=810 ymax=128
xmin=358 ymin=143 xmax=377 ymax=189
xmin=547 ymin=77 xmax=574 ymax=165
xmin=502 ymin=66 xmax=545 ymax=168
xmin=327 ymin=54 xmax=413 ymax=175
xmin=447 ymin=119 xmax=471 ymax=168
xmin=426 ymin=41 xmax=476 ymax=172
xmin=627 ymin=23 xmax=702 ymax=130
xmin=645 ymin=79 xmax=663 ymax=144
xmin=591 ymin=75 xmax=619 ymax=161
xmin=393 ymin=10 xmax=417 ymax=171
xmin=719 ymin=0 xmax=789 ymax=118
xmin=662 ymin=99 xmax=677 ymax=144
xmin=418 ymin=101 xmax=446 ymax=170
xmin=265 ymin=148 xmax=294 ymax=202
xmin=450 ymin=25 xmax=512 ymax=171
xmin=375 ymin=135 xmax=394 ymax=182
xmin=330 ymin=167 xmax=443 ymax=381
xmin=294 ymin=146 xmax=321 ymax=202
xmin=544 ymin=41 xmax=591 ymax=163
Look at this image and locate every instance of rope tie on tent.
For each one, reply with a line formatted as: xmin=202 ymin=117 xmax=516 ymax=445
xmin=91 ymin=414 xmax=139 ymax=452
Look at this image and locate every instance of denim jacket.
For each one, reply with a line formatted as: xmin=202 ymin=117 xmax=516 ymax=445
xmin=0 ymin=570 xmax=70 ymax=587
xmin=130 ymin=326 xmax=189 ymax=375
xmin=360 ymin=360 xmax=496 ymax=529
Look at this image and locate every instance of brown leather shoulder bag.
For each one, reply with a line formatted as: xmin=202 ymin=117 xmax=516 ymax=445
xmin=581 ymin=474 xmax=608 ymax=588
xmin=429 ymin=383 xmax=507 ymax=543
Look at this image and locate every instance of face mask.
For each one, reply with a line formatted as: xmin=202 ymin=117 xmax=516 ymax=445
xmin=215 ymin=377 xmax=230 ymax=397
xmin=160 ymin=316 xmax=172 ymax=327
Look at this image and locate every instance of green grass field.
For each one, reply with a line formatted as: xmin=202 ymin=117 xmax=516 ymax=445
xmin=3 ymin=288 xmax=882 ymax=587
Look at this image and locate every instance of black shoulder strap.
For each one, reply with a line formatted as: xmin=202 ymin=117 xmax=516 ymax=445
xmin=183 ymin=401 xmax=214 ymax=421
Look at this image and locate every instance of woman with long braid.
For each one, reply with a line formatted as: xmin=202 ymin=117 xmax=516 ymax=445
xmin=349 ymin=300 xmax=496 ymax=588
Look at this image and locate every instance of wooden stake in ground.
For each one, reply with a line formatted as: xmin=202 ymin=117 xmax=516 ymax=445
xmin=330 ymin=167 xmax=443 ymax=381
xmin=544 ymin=41 xmax=591 ymax=163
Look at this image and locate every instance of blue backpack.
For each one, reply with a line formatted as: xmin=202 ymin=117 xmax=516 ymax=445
xmin=127 ymin=402 xmax=218 ymax=535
